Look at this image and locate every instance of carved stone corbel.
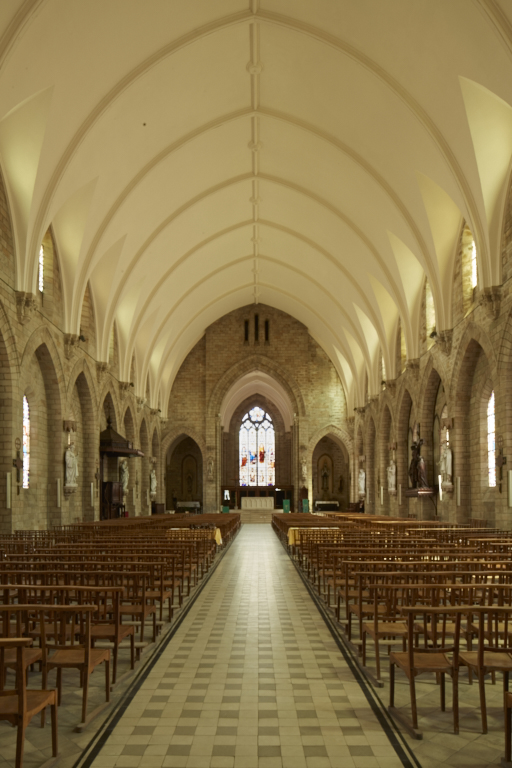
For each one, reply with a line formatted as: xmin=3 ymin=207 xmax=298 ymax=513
xmin=406 ymin=358 xmax=420 ymax=376
xmin=346 ymin=416 xmax=355 ymax=432
xmin=479 ymin=286 xmax=501 ymax=320
xmin=436 ymin=329 xmax=453 ymax=355
xmin=15 ymin=292 xmax=36 ymax=325
xmin=63 ymin=420 xmax=77 ymax=433
xmin=150 ymin=408 xmax=159 ymax=417
xmin=136 ymin=397 xmax=146 ymax=413
xmin=64 ymin=334 xmax=79 ymax=359
xmin=96 ymin=361 xmax=108 ymax=383
xmin=385 ymin=378 xmax=397 ymax=395
xmin=354 ymin=406 xmax=366 ymax=416
xmin=119 ymin=382 xmax=131 ymax=398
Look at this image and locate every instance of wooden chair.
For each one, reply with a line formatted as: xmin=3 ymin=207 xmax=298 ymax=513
xmin=0 ymin=637 xmax=58 ymax=768
xmin=458 ymin=605 xmax=512 ymax=734
xmin=44 ymin=605 xmax=110 ymax=729
xmin=389 ymin=605 xmax=463 ymax=738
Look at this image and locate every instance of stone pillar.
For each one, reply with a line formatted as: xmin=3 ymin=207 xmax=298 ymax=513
xmin=204 ymin=414 xmax=221 ymax=513
xmin=293 ymin=415 xmax=309 ymax=511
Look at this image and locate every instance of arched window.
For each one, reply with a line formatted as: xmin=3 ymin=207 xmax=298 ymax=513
xmin=22 ymin=395 xmax=30 ymax=488
xmin=487 ymin=391 xmax=496 ymax=487
xmin=471 ymin=239 xmax=478 ymax=290
xmin=461 ymin=224 xmax=478 ymax=313
xmin=425 ymin=279 xmax=436 ymax=347
xmin=239 ymin=406 xmax=275 ymax=486
xmin=38 ymin=245 xmax=44 ymax=293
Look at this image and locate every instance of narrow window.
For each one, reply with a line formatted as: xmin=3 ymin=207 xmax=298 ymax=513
xmin=471 ymin=240 xmax=478 ymax=290
xmin=264 ymin=319 xmax=269 ymax=343
xmin=23 ymin=396 xmax=30 ymax=489
xmin=488 ymin=390 xmax=496 ymax=487
xmin=254 ymin=314 xmax=259 ymax=342
xmin=244 ymin=319 xmax=249 ymax=343
xmin=38 ymin=245 xmax=44 ymax=293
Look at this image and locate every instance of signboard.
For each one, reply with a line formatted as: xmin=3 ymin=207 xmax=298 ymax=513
xmin=283 ymin=499 xmax=290 ymax=513
xmin=302 ymin=499 xmax=309 ymax=513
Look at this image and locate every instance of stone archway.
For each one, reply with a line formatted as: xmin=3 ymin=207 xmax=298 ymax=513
xmin=166 ymin=436 xmax=203 ymax=511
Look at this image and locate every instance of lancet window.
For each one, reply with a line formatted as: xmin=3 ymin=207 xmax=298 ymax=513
xmin=23 ymin=395 xmax=30 ymax=488
xmin=488 ymin=390 xmax=496 ymax=487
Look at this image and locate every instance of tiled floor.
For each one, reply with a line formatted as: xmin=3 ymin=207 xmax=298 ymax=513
xmin=80 ymin=526 xmax=410 ymax=768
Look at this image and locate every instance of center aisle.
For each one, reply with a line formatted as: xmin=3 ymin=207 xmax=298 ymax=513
xmin=87 ymin=526 xmax=406 ymax=768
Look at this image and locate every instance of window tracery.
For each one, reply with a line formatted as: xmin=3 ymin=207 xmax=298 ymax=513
xmin=239 ymin=406 xmax=275 ymax=486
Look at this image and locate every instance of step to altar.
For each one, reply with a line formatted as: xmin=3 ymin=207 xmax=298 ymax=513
xmin=239 ymin=509 xmax=274 ymax=524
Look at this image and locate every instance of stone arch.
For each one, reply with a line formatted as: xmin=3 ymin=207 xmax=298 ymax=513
xmin=98 ymin=384 xmax=121 ymax=430
xmin=19 ymin=339 xmax=63 ymax=529
xmin=453 ymin=334 xmax=495 ymax=523
xmin=206 ymin=354 xmax=306 ymax=421
xmin=420 ymin=364 xmax=443 ymax=488
xmin=66 ymin=357 xmax=96 ymax=412
xmin=21 ymin=325 xmax=66 ymax=407
xmin=165 ymin=434 xmax=204 ymax=510
xmin=226 ymin=395 xmax=286 ymax=489
xmin=308 ymin=426 xmax=351 ymax=512
xmin=450 ymin=322 xmax=497 ymax=398
xmin=67 ymin=369 xmax=97 ymax=523
xmin=100 ymin=390 xmax=119 ymax=430
xmin=161 ymin=426 xmax=206 ymax=461
xmin=123 ymin=404 xmax=136 ymax=442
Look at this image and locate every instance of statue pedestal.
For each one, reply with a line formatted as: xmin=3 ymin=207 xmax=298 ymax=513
xmin=388 ymin=490 xmax=397 ymax=496
xmin=64 ymin=484 xmax=77 ymax=497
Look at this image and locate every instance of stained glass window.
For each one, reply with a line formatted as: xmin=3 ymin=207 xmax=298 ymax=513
xmin=488 ymin=390 xmax=496 ymax=487
xmin=239 ymin=406 xmax=275 ymax=486
xmin=38 ymin=246 xmax=44 ymax=293
xmin=23 ymin=395 xmax=30 ymax=489
xmin=471 ymin=240 xmax=478 ymax=289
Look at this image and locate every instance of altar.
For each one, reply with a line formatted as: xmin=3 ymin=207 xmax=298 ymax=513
xmin=241 ymin=497 xmax=274 ymax=510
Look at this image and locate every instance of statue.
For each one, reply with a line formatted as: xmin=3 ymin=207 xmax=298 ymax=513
xmin=409 ymin=439 xmax=429 ymax=488
xmin=387 ymin=459 xmax=396 ymax=491
xmin=120 ymin=459 xmax=129 ymax=495
xmin=65 ymin=443 xmax=79 ymax=487
xmin=150 ymin=468 xmax=157 ymax=495
xmin=301 ymin=457 xmax=307 ymax=482
xmin=417 ymin=455 xmax=428 ymax=488
xmin=440 ymin=441 xmax=453 ymax=484
xmin=358 ymin=468 xmax=366 ymax=496
xmin=321 ymin=462 xmax=329 ymax=491
xmin=207 ymin=456 xmax=214 ymax=482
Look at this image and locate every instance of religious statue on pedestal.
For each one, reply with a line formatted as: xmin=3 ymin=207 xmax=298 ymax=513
xmin=64 ymin=443 xmax=79 ymax=487
xmin=358 ymin=468 xmax=366 ymax=496
xmin=387 ymin=459 xmax=396 ymax=491
xmin=120 ymin=459 xmax=129 ymax=495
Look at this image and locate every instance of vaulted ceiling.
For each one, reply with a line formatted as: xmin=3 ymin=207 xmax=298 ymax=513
xmin=1 ymin=0 xmax=512 ymax=410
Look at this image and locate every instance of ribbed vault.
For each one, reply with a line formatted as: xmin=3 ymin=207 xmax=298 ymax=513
xmin=1 ymin=0 xmax=512 ymax=409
